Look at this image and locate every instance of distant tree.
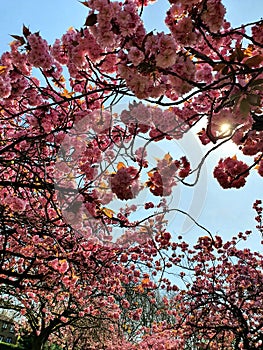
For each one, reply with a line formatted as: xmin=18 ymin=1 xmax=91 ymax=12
xmin=130 ymin=201 xmax=263 ymax=350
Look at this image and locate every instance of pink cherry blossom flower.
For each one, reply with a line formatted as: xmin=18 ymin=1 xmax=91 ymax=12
xmin=128 ymin=47 xmax=145 ymax=66
xmin=156 ymin=49 xmax=177 ymax=69
xmin=201 ymin=0 xmax=226 ymax=32
xmin=4 ymin=195 xmax=26 ymax=212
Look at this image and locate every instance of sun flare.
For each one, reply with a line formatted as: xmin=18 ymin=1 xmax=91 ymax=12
xmin=220 ymin=123 xmax=232 ymax=134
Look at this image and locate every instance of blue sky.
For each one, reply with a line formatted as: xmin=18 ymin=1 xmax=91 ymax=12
xmin=0 ymin=0 xmax=88 ymax=52
xmin=0 ymin=0 xmax=262 ymax=247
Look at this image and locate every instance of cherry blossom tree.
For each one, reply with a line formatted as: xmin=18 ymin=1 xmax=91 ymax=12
xmin=3 ymin=200 xmax=261 ymax=350
xmin=129 ymin=201 xmax=263 ymax=350
xmin=0 ymin=0 xmax=262 ymax=349
xmin=0 ymin=240 xmax=162 ymax=350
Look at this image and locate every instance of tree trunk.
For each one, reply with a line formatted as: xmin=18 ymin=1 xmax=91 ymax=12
xmin=31 ymin=336 xmax=44 ymax=350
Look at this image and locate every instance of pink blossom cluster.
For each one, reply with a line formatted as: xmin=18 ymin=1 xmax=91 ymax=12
xmin=8 ymin=71 xmax=29 ymax=98
xmin=10 ymin=40 xmax=32 ymax=75
xmin=129 ymin=102 xmax=151 ymax=123
xmin=118 ymin=64 xmax=160 ymax=100
xmin=99 ymin=53 xmax=118 ymax=73
xmin=200 ymin=0 xmax=226 ymax=32
xmin=3 ymin=194 xmax=26 ymax=212
xmin=165 ymin=54 xmax=196 ymax=98
xmin=146 ymin=155 xmax=190 ymax=196
xmin=110 ymin=166 xmax=140 ymax=200
xmin=127 ymin=47 xmax=145 ymax=67
xmin=166 ymin=0 xmax=225 ymax=46
xmin=0 ymin=72 xmax=12 ymax=99
xmin=53 ymin=26 xmax=118 ymax=80
xmin=118 ymin=31 xmax=197 ymax=99
xmin=88 ymin=0 xmax=143 ymax=46
xmin=49 ymin=258 xmax=69 ymax=274
xmin=90 ymin=108 xmax=114 ymax=133
xmin=252 ymin=23 xmax=263 ymax=45
xmin=232 ymin=128 xmax=263 ymax=156
xmin=146 ymin=170 xmax=163 ymax=196
xmin=197 ymin=128 xmax=211 ymax=145
xmin=152 ymin=33 xmax=178 ymax=69
xmin=27 ymin=33 xmax=54 ymax=69
xmin=166 ymin=14 xmax=198 ymax=46
xmin=0 ymin=39 xmax=34 ymax=99
xmin=0 ymin=53 xmax=13 ymax=98
xmin=213 ymin=157 xmax=249 ymax=188
xmin=79 ymin=162 xmax=98 ymax=181
xmin=241 ymin=131 xmax=263 ymax=156
xmin=178 ymin=156 xmax=191 ymax=178
xmin=132 ymin=326 xmax=185 ymax=350
xmin=120 ymin=103 xmax=189 ymax=140
xmin=151 ymin=106 xmax=183 ymax=135
xmin=195 ymin=63 xmax=213 ymax=84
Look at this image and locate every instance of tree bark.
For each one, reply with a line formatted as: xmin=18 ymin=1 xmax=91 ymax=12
xmin=31 ymin=336 xmax=44 ymax=350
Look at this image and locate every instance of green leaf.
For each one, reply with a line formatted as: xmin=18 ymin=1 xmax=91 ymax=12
xmin=229 ymin=92 xmax=241 ymax=102
xmin=247 ymin=94 xmax=261 ymax=106
xmin=22 ymin=24 xmax=31 ymax=37
xmin=79 ymin=0 xmax=90 ymax=7
xmin=85 ymin=13 xmax=97 ymax=26
xmin=236 ymin=46 xmax=245 ymax=62
xmin=244 ymin=55 xmax=263 ymax=67
xmin=249 ymin=79 xmax=263 ymax=88
xmin=10 ymin=35 xmax=25 ymax=45
xmin=213 ymin=63 xmax=225 ymax=71
xmin=239 ymin=98 xmax=250 ymax=117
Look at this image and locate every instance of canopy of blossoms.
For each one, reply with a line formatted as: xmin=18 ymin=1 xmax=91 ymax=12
xmin=0 ymin=0 xmax=262 ymax=349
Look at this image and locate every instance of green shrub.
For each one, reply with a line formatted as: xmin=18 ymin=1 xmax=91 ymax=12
xmin=0 ymin=341 xmax=23 ymax=350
